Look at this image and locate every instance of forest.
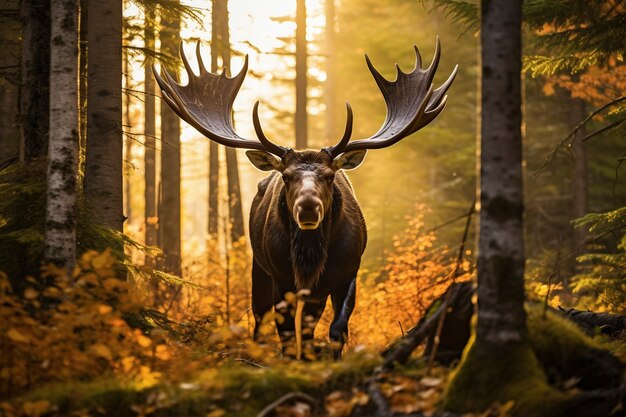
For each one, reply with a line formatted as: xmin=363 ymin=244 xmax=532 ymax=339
xmin=1 ymin=0 xmax=626 ymax=416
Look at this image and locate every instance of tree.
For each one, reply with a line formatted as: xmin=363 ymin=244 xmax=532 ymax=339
xmin=84 ymin=0 xmax=123 ymax=233
xmin=444 ymin=1 xmax=563 ymax=413
xmin=19 ymin=0 xmax=50 ymax=161
xmin=144 ymin=7 xmax=158 ymax=255
xmin=45 ymin=0 xmax=79 ymax=270
xmin=207 ymin=0 xmax=220 ymax=242
xmin=207 ymin=0 xmax=244 ymax=245
xmin=159 ymin=6 xmax=181 ymax=276
xmin=324 ymin=0 xmax=336 ymax=141
xmin=295 ymin=0 xmax=307 ymax=149
xmin=475 ymin=0 xmax=526 ymax=356
xmin=0 ymin=0 xmax=20 ymax=165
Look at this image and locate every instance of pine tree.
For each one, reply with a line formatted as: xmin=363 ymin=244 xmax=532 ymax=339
xmin=295 ymin=0 xmax=308 ymax=149
xmin=84 ymin=0 xmax=123 ymax=233
xmin=159 ymin=5 xmax=181 ymax=276
xmin=19 ymin=0 xmax=50 ymax=161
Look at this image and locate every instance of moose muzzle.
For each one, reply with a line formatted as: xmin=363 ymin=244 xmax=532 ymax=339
xmin=294 ymin=197 xmax=323 ymax=230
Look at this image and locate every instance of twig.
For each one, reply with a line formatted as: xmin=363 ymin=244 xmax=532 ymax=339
xmin=426 ymin=198 xmax=475 ymax=374
xmin=581 ymin=117 xmax=626 ymax=142
xmin=163 ymin=284 xmax=183 ymax=316
xmin=367 ymin=379 xmax=391 ymax=417
xmin=236 ymin=307 xmax=252 ymax=324
xmin=234 ymin=358 xmax=266 ymax=368
xmin=256 ymin=392 xmax=316 ymax=417
xmin=543 ymin=238 xmax=562 ymax=319
xmin=532 ymin=95 xmax=626 ymax=177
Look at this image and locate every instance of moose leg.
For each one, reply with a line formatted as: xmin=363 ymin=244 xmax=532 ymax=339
xmin=251 ymin=259 xmax=276 ymax=341
xmin=330 ymin=276 xmax=357 ymax=359
xmin=275 ymin=296 xmax=325 ymax=358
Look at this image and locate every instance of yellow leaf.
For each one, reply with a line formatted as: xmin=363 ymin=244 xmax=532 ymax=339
xmin=137 ymin=334 xmax=152 ymax=347
xmin=542 ymin=82 xmax=555 ymax=96
xmin=206 ymin=409 xmax=225 ymax=417
xmin=21 ymin=400 xmax=51 ymax=417
xmin=90 ymin=343 xmax=112 ymax=360
xmin=246 ymin=342 xmax=264 ymax=359
xmin=91 ymin=251 xmax=114 ymax=270
xmin=23 ymin=287 xmax=38 ymax=300
xmin=97 ymin=304 xmax=113 ymax=315
xmin=7 ymin=328 xmax=29 ymax=343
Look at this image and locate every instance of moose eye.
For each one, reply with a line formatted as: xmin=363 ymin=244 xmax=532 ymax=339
xmin=327 ymin=174 xmax=335 ymax=183
xmin=282 ymin=174 xmax=289 ymax=183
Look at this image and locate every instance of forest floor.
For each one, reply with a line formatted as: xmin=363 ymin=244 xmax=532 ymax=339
xmin=2 ymin=253 xmax=626 ymax=417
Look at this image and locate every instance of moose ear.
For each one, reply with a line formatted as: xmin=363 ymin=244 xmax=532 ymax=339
xmin=333 ymin=150 xmax=367 ymax=170
xmin=246 ymin=150 xmax=282 ymax=171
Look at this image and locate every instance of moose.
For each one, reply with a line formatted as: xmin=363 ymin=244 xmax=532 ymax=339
xmin=154 ymin=39 xmax=456 ymax=359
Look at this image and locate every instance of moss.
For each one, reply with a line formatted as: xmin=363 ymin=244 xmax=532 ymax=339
xmin=444 ymin=334 xmax=567 ymax=417
xmin=528 ymin=307 xmax=596 ymax=361
xmin=16 ymin=352 xmax=382 ymax=417
xmin=444 ymin=305 xmax=625 ymax=416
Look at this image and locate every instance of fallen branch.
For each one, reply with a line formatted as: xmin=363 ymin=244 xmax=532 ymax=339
xmin=558 ymin=306 xmax=626 ymax=337
xmin=256 ymin=392 xmax=316 ymax=417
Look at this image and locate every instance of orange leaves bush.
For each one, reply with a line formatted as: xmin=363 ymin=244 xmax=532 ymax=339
xmin=349 ymin=205 xmax=472 ymax=347
xmin=0 ymin=250 xmax=165 ymax=398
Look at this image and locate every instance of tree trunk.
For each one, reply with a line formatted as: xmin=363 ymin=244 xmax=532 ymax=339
xmin=45 ymin=0 xmax=78 ymax=270
xmin=214 ymin=0 xmax=245 ymax=244
xmin=208 ymin=0 xmax=220 ymax=240
xmin=225 ymin=147 xmax=244 ymax=242
xmin=19 ymin=0 xmax=50 ymax=162
xmin=444 ymin=3 xmax=547 ymax=413
xmin=570 ymin=97 xmax=588 ymax=252
xmin=208 ymin=141 xmax=219 ymax=239
xmin=84 ymin=0 xmax=123 ymax=233
xmin=324 ymin=0 xmax=336 ymax=141
xmin=144 ymin=8 xmax=157 ymax=254
xmin=295 ymin=0 xmax=307 ymax=149
xmin=0 ymin=0 xmax=20 ymax=165
xmin=78 ymin=0 xmax=87 ymax=187
xmin=123 ymin=48 xmax=132 ymax=220
xmin=159 ymin=10 xmax=181 ymax=276
xmin=475 ymin=0 xmax=526 ymax=352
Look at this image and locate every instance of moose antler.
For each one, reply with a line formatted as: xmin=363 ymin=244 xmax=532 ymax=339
xmin=325 ymin=38 xmax=458 ymax=158
xmin=153 ymin=42 xmax=289 ymax=157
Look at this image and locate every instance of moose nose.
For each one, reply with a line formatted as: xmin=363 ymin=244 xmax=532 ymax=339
xmin=295 ymin=198 xmax=323 ymax=230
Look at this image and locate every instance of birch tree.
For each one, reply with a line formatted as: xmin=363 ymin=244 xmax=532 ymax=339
xmin=45 ymin=0 xmax=79 ymax=269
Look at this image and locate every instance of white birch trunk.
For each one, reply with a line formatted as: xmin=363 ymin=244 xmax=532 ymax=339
xmin=45 ymin=0 xmax=79 ymax=270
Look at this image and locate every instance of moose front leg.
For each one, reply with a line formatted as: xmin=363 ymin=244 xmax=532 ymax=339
xmin=251 ymin=259 xmax=277 ymax=341
xmin=330 ymin=276 xmax=357 ymax=359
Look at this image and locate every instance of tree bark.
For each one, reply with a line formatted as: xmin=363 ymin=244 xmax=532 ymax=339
xmin=78 ymin=0 xmax=87 ymax=187
xmin=324 ymin=0 xmax=336 ymax=141
xmin=84 ymin=0 xmax=123 ymax=232
xmin=45 ymin=0 xmax=78 ymax=270
xmin=225 ymin=147 xmax=244 ymax=242
xmin=570 ymin=97 xmax=588 ymax=252
xmin=208 ymin=0 xmax=220 ymax=240
xmin=19 ymin=0 xmax=50 ymax=162
xmin=123 ymin=49 xmax=132 ymax=220
xmin=159 ymin=10 xmax=181 ymax=276
xmin=144 ymin=8 xmax=157 ymax=253
xmin=0 ymin=0 xmax=20 ymax=165
xmin=475 ymin=0 xmax=526 ymax=352
xmin=215 ymin=0 xmax=244 ymax=244
xmin=295 ymin=0 xmax=307 ymax=149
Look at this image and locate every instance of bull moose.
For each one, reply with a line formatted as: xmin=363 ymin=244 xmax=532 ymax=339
xmin=154 ymin=39 xmax=456 ymax=359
